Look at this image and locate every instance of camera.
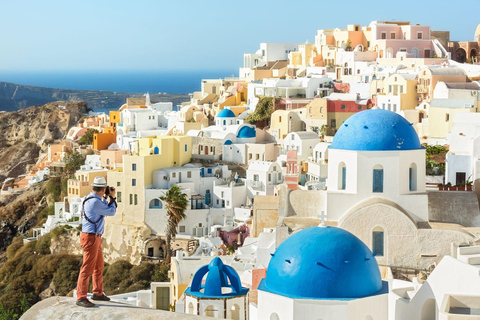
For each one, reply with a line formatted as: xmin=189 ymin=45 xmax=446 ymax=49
xmin=105 ymin=186 xmax=115 ymax=196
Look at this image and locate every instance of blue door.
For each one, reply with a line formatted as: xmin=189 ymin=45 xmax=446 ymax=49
xmin=373 ymin=169 xmax=384 ymax=193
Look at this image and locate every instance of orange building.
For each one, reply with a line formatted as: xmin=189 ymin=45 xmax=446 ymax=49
xmin=93 ymin=110 xmax=120 ymax=151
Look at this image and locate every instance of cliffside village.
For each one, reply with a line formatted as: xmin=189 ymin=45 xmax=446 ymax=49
xmin=7 ymin=21 xmax=480 ymax=320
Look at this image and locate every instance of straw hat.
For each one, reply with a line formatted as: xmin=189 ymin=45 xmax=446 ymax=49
xmin=92 ymin=176 xmax=107 ymax=187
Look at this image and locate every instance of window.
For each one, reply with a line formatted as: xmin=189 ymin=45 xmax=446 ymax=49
xmin=279 ymin=116 xmax=282 ymax=123
xmin=372 ymin=228 xmax=384 ymax=256
xmin=179 ymin=226 xmax=185 ymax=233
xmin=338 ymin=162 xmax=346 ymax=190
xmin=390 ymin=32 xmax=396 ymax=39
xmin=134 ymin=194 xmax=138 ymax=205
xmin=373 ymin=165 xmax=384 ymax=193
xmin=117 ymin=181 xmax=121 ymax=187
xmin=185 ymin=144 xmax=187 ymax=152
xmin=331 ymin=119 xmax=336 ymax=128
xmin=409 ymin=163 xmax=417 ymax=191
xmin=268 ymin=173 xmax=271 ymax=182
xmin=132 ymin=179 xmax=136 ymax=186
xmin=118 ymin=192 xmax=122 ymax=202
xmin=221 ymin=191 xmax=224 ymax=198
xmin=187 ymin=171 xmax=191 ymax=178
xmin=417 ymin=32 xmax=423 ymax=39
xmin=207 ymin=168 xmax=212 ymax=174
xmin=446 ymin=114 xmax=450 ymax=121
xmin=216 ymin=199 xmax=219 ymax=205
xmin=381 ymin=32 xmax=387 ymax=39
xmin=358 ymin=105 xmax=362 ymax=110
xmin=256 ymin=154 xmax=260 ymax=160
xmin=172 ymin=172 xmax=176 ymax=178
xmin=341 ymin=104 xmax=345 ymax=110
xmin=130 ymin=194 xmax=133 ymax=205
xmin=248 ymin=153 xmax=252 ymax=160
xmin=400 ymin=86 xmax=404 ymax=94
xmin=254 ymin=174 xmax=259 ymax=181
xmin=278 ymin=172 xmax=281 ymax=180
xmin=149 ymin=198 xmax=162 ymax=209
xmin=132 ymin=163 xmax=137 ymax=171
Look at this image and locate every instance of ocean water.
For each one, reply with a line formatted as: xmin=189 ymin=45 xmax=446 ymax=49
xmin=0 ymin=69 xmax=237 ymax=94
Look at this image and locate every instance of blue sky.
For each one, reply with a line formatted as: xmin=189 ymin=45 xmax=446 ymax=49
xmin=0 ymin=0 xmax=478 ymax=72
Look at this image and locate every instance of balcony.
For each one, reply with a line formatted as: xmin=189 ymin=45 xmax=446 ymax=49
xmin=417 ymin=84 xmax=428 ymax=94
xmin=247 ymin=180 xmax=264 ymax=191
xmin=68 ymin=179 xmax=89 ymax=187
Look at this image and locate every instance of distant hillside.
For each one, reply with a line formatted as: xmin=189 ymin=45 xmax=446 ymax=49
xmin=0 ymin=81 xmax=190 ymax=111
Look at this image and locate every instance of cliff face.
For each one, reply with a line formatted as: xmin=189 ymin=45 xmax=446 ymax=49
xmin=0 ymin=81 xmax=190 ymax=112
xmin=0 ymin=101 xmax=87 ymax=181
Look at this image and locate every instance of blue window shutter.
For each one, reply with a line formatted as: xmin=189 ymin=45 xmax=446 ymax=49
xmin=342 ymin=166 xmax=346 ymax=190
xmin=409 ymin=167 xmax=413 ymax=191
xmin=373 ymin=231 xmax=384 ymax=256
xmin=373 ymin=169 xmax=384 ymax=192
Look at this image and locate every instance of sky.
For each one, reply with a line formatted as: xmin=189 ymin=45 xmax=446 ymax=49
xmin=0 ymin=0 xmax=479 ymax=72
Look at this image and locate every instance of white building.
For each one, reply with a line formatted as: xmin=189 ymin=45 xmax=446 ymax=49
xmin=283 ymin=131 xmax=320 ymax=162
xmin=305 ymin=142 xmax=330 ymax=190
xmin=445 ymin=113 xmax=480 ymax=186
xmin=246 ymin=161 xmax=283 ymax=202
xmin=326 ymin=108 xmax=428 ymax=223
xmin=256 ymin=226 xmax=388 ymax=320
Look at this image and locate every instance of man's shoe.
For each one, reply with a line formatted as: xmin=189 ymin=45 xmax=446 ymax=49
xmin=91 ymin=293 xmax=110 ymax=301
xmin=76 ymin=298 xmax=95 ymax=308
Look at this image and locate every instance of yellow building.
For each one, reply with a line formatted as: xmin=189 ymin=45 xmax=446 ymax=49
xmin=68 ymin=169 xmax=108 ymax=199
xmin=106 ymin=135 xmax=192 ymax=226
xmin=269 ymin=110 xmax=305 ymax=141
xmin=377 ymin=73 xmax=418 ymax=112
xmin=427 ymin=98 xmax=478 ymax=139
xmin=93 ymin=110 xmax=121 ymax=151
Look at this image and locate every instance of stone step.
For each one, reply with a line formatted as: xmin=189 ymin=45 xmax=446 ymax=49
xmin=458 ymin=245 xmax=480 ymax=256
xmin=458 ymin=253 xmax=480 ymax=265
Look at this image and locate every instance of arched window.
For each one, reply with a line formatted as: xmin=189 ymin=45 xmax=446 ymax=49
xmin=409 ymin=163 xmax=417 ymax=191
xmin=149 ymin=198 xmax=162 ymax=209
xmin=188 ymin=302 xmax=194 ymax=314
xmin=372 ymin=226 xmax=384 ymax=257
xmin=270 ymin=313 xmax=280 ymax=320
xmin=230 ymin=304 xmax=240 ymax=320
xmin=338 ymin=162 xmax=346 ymax=190
xmin=373 ymin=165 xmax=384 ymax=193
xmin=205 ymin=305 xmax=217 ymax=317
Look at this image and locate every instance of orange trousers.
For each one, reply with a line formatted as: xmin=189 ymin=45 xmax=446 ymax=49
xmin=76 ymin=233 xmax=104 ymax=300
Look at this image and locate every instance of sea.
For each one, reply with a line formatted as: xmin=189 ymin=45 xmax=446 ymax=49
xmin=0 ymin=69 xmax=237 ymax=95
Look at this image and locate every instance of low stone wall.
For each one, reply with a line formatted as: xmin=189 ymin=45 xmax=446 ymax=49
xmin=428 ymin=190 xmax=480 ymax=227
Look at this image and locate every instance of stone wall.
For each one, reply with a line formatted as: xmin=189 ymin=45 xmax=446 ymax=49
xmin=428 ymin=191 xmax=480 ymax=227
xmin=252 ymin=195 xmax=279 ymax=237
xmin=191 ymin=137 xmax=223 ymax=161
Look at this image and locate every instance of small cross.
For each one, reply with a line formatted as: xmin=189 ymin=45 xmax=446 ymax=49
xmin=318 ymin=210 xmax=327 ymax=228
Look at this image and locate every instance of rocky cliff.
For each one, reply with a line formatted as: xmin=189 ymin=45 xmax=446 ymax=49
xmin=0 ymin=101 xmax=87 ymax=181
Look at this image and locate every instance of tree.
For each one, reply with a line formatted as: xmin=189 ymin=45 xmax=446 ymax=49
xmin=246 ymin=96 xmax=275 ymax=124
xmin=160 ymin=185 xmax=188 ymax=261
xmin=78 ymin=128 xmax=99 ymax=146
xmin=64 ymin=150 xmax=86 ymax=174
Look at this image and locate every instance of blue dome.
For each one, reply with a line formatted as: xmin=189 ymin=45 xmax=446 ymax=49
xmin=216 ymin=109 xmax=236 ymax=118
xmin=184 ymin=257 xmax=249 ymax=299
xmin=259 ymin=227 xmax=384 ymax=299
xmin=330 ymin=109 xmax=422 ymax=151
xmin=237 ymin=126 xmax=256 ymax=138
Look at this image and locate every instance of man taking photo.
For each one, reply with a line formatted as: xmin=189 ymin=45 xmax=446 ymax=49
xmin=76 ymin=176 xmax=117 ymax=308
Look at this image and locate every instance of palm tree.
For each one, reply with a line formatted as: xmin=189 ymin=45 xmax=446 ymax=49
xmin=160 ymin=184 xmax=188 ymax=260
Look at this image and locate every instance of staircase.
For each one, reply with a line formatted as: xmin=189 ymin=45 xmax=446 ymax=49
xmin=457 ymin=245 xmax=480 ymax=266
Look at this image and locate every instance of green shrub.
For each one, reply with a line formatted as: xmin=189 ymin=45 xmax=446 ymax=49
xmin=45 ymin=177 xmax=62 ymax=201
xmin=50 ymin=226 xmax=67 ymax=240
xmin=52 ymin=256 xmax=82 ymax=295
xmin=103 ymin=260 xmax=133 ymax=293
xmin=131 ymin=262 xmax=156 ymax=282
xmin=6 ymin=236 xmax=24 ymax=260
xmin=36 ymin=234 xmax=51 ymax=255
xmin=246 ymin=96 xmax=276 ymax=124
xmin=152 ymin=262 xmax=170 ymax=282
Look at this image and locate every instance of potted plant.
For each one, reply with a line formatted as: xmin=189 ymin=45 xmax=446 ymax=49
xmin=446 ymin=182 xmax=452 ymax=191
xmin=458 ymin=182 xmax=465 ymax=191
xmin=466 ymin=180 xmax=473 ymax=191
xmin=450 ymin=185 xmax=458 ymax=191
xmin=437 ymin=183 xmax=444 ymax=191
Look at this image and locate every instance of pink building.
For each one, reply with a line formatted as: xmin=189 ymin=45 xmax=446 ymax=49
xmin=285 ymin=150 xmax=299 ymax=190
xmin=370 ymin=21 xmax=435 ymax=58
xmin=100 ymin=149 xmax=128 ymax=170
